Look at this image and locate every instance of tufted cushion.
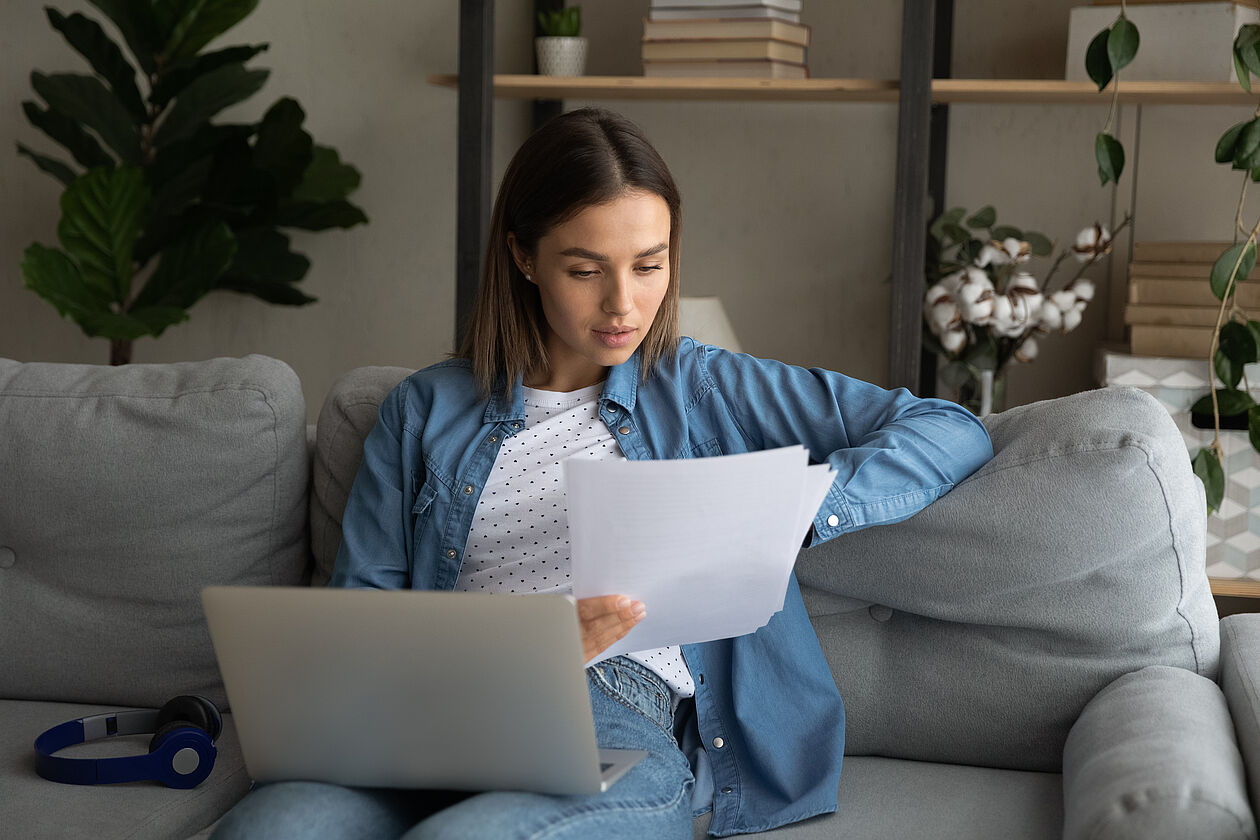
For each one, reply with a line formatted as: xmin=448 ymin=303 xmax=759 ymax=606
xmin=0 ymin=356 xmax=310 ymax=709
xmin=797 ymin=386 xmax=1218 ymax=772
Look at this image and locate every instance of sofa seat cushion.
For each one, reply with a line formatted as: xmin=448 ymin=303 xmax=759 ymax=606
xmin=0 ymin=356 xmax=310 ymax=709
xmin=691 ymin=756 xmax=1062 ymax=839
xmin=0 ymin=699 xmax=248 ymax=840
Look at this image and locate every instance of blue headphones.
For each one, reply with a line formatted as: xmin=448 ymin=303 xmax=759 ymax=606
xmin=34 ymin=695 xmax=221 ymax=789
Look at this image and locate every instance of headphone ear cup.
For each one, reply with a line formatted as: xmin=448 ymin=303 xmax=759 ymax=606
xmin=153 ymin=695 xmax=222 ymax=741
xmin=148 ymin=719 xmax=192 ymax=754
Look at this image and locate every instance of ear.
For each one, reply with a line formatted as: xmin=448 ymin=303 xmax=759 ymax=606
xmin=506 ymin=233 xmax=535 ymax=284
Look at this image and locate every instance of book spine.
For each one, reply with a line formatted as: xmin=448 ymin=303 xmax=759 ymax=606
xmin=1124 ymin=304 xmax=1223 ymax=327
xmin=1131 ymin=242 xmax=1233 ymax=263
xmin=1130 ymin=261 xmax=1260 ymax=279
xmin=1130 ymin=277 xmax=1260 ymax=308
xmin=1130 ymin=325 xmax=1217 ymax=359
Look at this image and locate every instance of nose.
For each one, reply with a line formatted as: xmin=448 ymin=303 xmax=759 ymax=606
xmin=603 ymin=273 xmax=633 ymax=316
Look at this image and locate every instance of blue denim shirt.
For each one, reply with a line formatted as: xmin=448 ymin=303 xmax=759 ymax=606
xmin=330 ymin=337 xmax=992 ymax=836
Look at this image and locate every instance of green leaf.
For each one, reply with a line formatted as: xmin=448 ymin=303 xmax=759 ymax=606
xmin=1192 ymin=448 xmax=1225 ymax=514
xmin=148 ymin=122 xmax=256 ymax=191
xmin=227 ymin=228 xmax=311 ymax=287
xmin=1249 ymin=319 xmax=1260 ymax=350
xmin=292 ymin=145 xmax=361 ymax=202
xmin=161 ymin=0 xmax=260 ymax=61
xmin=1211 ymin=241 xmax=1258 ymax=300
xmin=85 ymin=0 xmax=163 ymax=75
xmin=1217 ymin=348 xmax=1243 ymax=390
xmin=56 ymin=166 xmax=151 ymax=303
xmin=133 ymin=220 xmax=237 ymax=310
xmin=1237 ymin=24 xmax=1260 ymax=90
xmin=253 ymin=98 xmax=313 ymax=196
xmin=942 ymin=223 xmax=971 ymax=245
xmin=21 ymin=101 xmax=114 ymax=170
xmin=31 ymin=72 xmax=140 ymax=164
xmin=217 ymin=273 xmax=316 ymax=305
xmin=1107 ymin=17 xmax=1140 ymax=74
xmin=16 ymin=142 xmax=77 ymax=186
xmin=21 ymin=243 xmax=113 ymax=331
xmin=274 ymin=199 xmax=368 ymax=231
xmin=965 ymin=205 xmax=996 ymax=229
xmin=1025 ymin=232 xmax=1053 ymax=256
xmin=937 ymin=360 xmax=974 ymax=391
xmin=1234 ymin=119 xmax=1260 ymax=170
xmin=1191 ymin=388 xmax=1257 ymax=416
xmin=153 ymin=63 xmax=269 ymax=148
xmin=46 ymin=8 xmax=146 ymax=122
xmin=150 ymin=43 xmax=269 ymax=108
xmin=1095 ymin=132 xmax=1125 ymax=185
xmin=77 ymin=307 xmax=189 ymax=340
xmin=1251 ymin=406 xmax=1260 ymax=456
xmin=990 ymin=225 xmax=1024 ymax=242
xmin=1218 ymin=121 xmax=1249 ymax=164
xmin=929 ymin=207 xmax=966 ymax=240
xmin=1085 ymin=28 xmax=1113 ymax=90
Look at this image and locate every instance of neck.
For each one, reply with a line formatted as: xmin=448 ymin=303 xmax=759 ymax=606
xmin=523 ymin=366 xmax=607 ymax=393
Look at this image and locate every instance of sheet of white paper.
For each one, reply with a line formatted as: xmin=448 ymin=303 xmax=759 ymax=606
xmin=566 ymin=446 xmax=837 ymax=664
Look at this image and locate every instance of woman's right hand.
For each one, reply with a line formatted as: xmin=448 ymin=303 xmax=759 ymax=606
xmin=577 ymin=595 xmax=646 ymax=662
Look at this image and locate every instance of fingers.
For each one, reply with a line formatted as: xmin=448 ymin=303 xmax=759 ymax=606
xmin=577 ymin=594 xmax=645 ymax=661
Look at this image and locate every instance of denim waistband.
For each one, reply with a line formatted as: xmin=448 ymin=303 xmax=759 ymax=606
xmin=587 ymin=655 xmax=673 ymax=732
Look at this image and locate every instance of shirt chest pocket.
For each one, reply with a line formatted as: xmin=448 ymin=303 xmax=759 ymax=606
xmin=683 ymin=438 xmax=723 ymax=459
xmin=411 ymin=480 xmax=442 ymax=544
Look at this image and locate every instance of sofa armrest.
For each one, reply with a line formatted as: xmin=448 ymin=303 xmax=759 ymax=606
xmin=1062 ymin=665 xmax=1256 ymax=840
xmin=1222 ymin=614 xmax=1260 ymax=819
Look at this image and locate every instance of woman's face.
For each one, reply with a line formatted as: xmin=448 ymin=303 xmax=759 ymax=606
xmin=514 ymin=189 xmax=672 ymax=391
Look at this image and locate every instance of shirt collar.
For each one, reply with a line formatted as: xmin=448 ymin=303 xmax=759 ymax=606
xmin=482 ymin=352 xmax=641 ymax=424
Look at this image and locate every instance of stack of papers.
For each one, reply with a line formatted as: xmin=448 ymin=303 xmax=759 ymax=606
xmin=566 ymin=446 xmax=836 ymax=664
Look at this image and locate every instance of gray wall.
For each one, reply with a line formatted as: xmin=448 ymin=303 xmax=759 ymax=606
xmin=2 ymin=0 xmax=1256 ymax=416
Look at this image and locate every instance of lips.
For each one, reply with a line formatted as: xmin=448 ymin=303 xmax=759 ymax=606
xmin=593 ymin=326 xmax=636 ymax=348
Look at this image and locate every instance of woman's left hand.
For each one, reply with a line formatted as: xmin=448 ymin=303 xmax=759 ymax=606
xmin=577 ymin=595 xmax=646 ymax=662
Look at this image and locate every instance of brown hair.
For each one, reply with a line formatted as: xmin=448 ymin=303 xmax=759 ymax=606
xmin=456 ymin=107 xmax=682 ymax=397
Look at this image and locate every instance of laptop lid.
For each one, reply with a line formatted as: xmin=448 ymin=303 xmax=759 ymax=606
xmin=201 ymin=586 xmax=644 ymax=795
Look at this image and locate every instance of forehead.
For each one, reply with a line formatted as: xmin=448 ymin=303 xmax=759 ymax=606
xmin=544 ymin=190 xmax=670 ymax=248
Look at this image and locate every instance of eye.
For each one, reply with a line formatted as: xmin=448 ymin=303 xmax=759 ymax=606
xmin=636 ymin=264 xmax=664 ymax=274
xmin=569 ymin=269 xmax=599 ymax=279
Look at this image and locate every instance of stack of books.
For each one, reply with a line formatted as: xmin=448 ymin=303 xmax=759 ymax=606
xmin=1124 ymin=241 xmax=1258 ymax=358
xmin=642 ymin=0 xmax=809 ymax=79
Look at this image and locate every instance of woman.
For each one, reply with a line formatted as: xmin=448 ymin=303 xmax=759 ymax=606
xmin=213 ymin=107 xmax=992 ymax=839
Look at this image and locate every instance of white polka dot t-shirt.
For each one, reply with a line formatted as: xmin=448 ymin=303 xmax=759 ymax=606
xmin=455 ymin=383 xmax=695 ymax=700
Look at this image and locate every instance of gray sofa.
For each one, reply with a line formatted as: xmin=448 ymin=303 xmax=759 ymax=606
xmin=1 ymin=353 xmax=1258 ymax=840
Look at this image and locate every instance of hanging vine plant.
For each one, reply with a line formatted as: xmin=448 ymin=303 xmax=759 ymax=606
xmin=18 ymin=1 xmax=367 ymax=364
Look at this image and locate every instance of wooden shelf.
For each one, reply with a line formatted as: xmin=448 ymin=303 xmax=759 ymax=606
xmin=428 ymin=74 xmax=1260 ymax=106
xmin=1211 ymin=577 xmax=1260 ymax=598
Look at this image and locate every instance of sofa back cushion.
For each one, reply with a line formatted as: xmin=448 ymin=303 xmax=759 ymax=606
xmin=796 ymin=386 xmax=1219 ymax=772
xmin=0 ymin=355 xmax=310 ymax=708
xmin=310 ymin=366 xmax=412 ymax=586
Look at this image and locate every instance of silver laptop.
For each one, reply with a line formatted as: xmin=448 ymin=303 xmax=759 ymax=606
xmin=201 ymin=586 xmax=647 ymax=795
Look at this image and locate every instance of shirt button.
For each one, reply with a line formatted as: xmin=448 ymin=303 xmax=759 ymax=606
xmin=446 ymin=549 xmax=457 ymax=559
xmin=489 ymin=435 xmax=498 ymax=443
xmin=712 ymin=737 xmax=725 ymax=749
xmin=618 ymin=426 xmax=630 ymax=435
xmin=463 ymin=484 xmax=475 ymax=495
xmin=511 ymin=422 xmax=521 ymax=430
xmin=826 ymin=514 xmax=840 ymax=528
xmin=721 ymin=786 xmax=733 ymax=794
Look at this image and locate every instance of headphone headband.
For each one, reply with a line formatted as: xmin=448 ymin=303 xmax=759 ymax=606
xmin=34 ymin=698 xmax=219 ymax=789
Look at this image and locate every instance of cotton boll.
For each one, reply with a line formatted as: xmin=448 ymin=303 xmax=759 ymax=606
xmin=1051 ymin=289 xmax=1078 ymax=313
xmin=963 ymin=266 xmax=993 ymax=289
xmin=957 ymin=282 xmax=995 ymax=324
xmin=976 ymin=244 xmax=1008 ymax=268
xmin=940 ymin=328 xmax=967 ymax=354
xmin=940 ymin=270 xmax=966 ymax=293
xmin=1062 ymin=306 xmax=1083 ymax=332
xmin=925 ymin=283 xmax=952 ymax=308
xmin=1015 ymin=337 xmax=1039 ymax=362
xmin=1007 ymin=271 xmax=1039 ymax=294
xmin=926 ymin=293 xmax=961 ymax=333
xmin=1073 ymin=223 xmax=1112 ymax=262
xmin=1038 ymin=299 xmax=1064 ymax=331
xmin=1072 ymin=279 xmax=1096 ymax=301
xmin=1003 ymin=238 xmax=1032 ymax=263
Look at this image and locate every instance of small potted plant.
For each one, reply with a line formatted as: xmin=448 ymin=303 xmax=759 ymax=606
xmin=536 ymin=6 xmax=586 ymax=77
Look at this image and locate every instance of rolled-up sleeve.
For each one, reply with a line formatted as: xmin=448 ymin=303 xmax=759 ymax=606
xmin=701 ymin=345 xmax=993 ymax=543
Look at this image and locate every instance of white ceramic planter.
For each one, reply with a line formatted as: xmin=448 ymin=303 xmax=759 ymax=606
xmin=536 ymin=36 xmax=588 ymax=76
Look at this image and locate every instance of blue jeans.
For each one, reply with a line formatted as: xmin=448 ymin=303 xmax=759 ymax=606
xmin=210 ymin=657 xmax=696 ymax=839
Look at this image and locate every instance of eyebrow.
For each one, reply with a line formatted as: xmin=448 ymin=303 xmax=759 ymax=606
xmin=559 ymin=243 xmax=668 ymax=261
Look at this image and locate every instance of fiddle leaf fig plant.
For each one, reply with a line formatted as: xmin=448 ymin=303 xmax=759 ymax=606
xmin=18 ymin=1 xmax=367 ymax=365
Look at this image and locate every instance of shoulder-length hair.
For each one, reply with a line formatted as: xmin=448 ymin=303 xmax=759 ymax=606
xmin=456 ymin=107 xmax=682 ymax=397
